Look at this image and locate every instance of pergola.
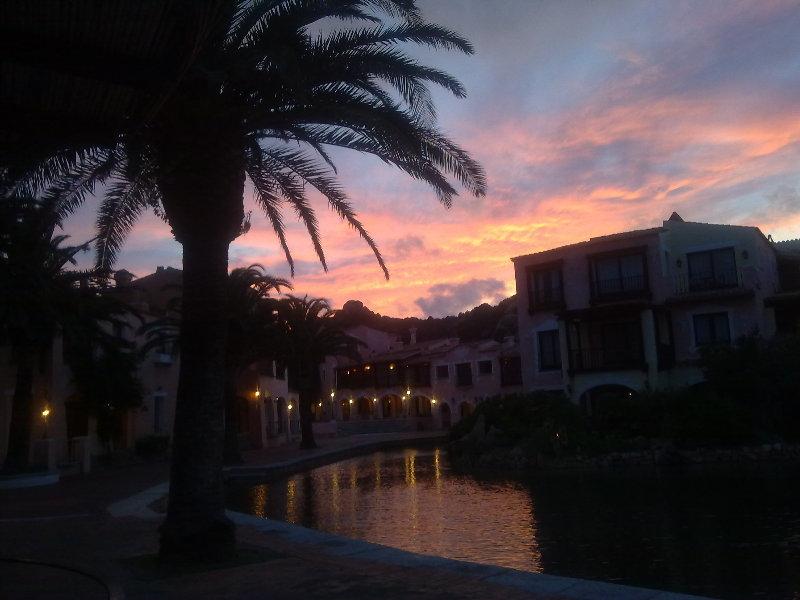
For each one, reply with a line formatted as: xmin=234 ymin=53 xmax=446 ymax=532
xmin=0 ymin=1 xmax=226 ymax=171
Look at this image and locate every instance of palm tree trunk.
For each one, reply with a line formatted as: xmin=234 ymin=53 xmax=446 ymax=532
xmin=3 ymin=348 xmax=34 ymax=472
xmin=299 ymin=388 xmax=317 ymax=449
xmin=159 ymin=235 xmax=235 ymax=561
xmin=298 ymin=358 xmax=320 ymax=449
xmin=223 ymin=366 xmax=243 ymax=465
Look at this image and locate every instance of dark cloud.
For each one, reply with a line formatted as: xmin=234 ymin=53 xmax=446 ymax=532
xmin=392 ymin=235 xmax=441 ymax=258
xmin=415 ymin=278 xmax=506 ymax=317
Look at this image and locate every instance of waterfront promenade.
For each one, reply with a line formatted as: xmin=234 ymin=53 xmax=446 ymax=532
xmin=1 ymin=432 xmax=710 ymax=599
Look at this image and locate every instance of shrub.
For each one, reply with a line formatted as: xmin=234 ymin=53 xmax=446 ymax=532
xmin=135 ymin=434 xmax=170 ymax=460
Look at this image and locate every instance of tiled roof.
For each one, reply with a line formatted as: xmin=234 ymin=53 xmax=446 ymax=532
xmin=511 ymin=226 xmax=662 ymax=262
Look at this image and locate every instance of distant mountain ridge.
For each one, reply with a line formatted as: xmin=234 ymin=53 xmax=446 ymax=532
xmin=334 ymin=296 xmax=517 ymax=343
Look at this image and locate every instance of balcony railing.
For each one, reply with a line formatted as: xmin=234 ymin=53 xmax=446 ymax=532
xmin=570 ymin=346 xmax=644 ymax=372
xmin=591 ymin=274 xmax=648 ymax=301
xmin=674 ymin=268 xmax=742 ymax=295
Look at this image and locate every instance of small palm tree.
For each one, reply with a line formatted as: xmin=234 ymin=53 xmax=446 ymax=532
xmin=140 ymin=265 xmax=290 ymax=463
xmin=223 ymin=265 xmax=289 ymax=462
xmin=274 ymin=295 xmax=358 ymax=449
xmin=14 ymin=0 xmax=485 ymax=558
xmin=0 ymin=195 xmax=136 ymax=470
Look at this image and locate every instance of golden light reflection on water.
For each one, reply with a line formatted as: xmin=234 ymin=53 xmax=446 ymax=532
xmin=404 ymin=452 xmax=416 ymax=486
xmin=262 ymin=448 xmax=541 ymax=571
xmin=249 ymin=484 xmax=268 ymax=518
xmin=285 ymin=479 xmax=298 ymax=523
xmin=241 ymin=448 xmax=542 ymax=573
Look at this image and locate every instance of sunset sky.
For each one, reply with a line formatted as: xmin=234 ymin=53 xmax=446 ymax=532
xmin=67 ymin=0 xmax=800 ymax=317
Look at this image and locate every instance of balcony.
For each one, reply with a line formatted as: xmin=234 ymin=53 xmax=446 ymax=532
xmin=675 ymin=268 xmax=742 ymax=294
xmin=590 ymin=274 xmax=649 ymax=302
xmin=569 ymin=346 xmax=645 ymax=372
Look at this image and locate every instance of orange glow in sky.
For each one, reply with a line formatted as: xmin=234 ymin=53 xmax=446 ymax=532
xmin=67 ymin=0 xmax=800 ymax=317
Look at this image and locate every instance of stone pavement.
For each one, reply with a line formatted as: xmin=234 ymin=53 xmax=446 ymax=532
xmin=0 ymin=433 xmax=712 ymax=599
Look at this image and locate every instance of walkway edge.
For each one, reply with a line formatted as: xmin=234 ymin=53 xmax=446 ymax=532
xmin=227 ymin=511 xmax=716 ymax=600
xmin=224 ymin=432 xmax=447 ymax=482
xmin=107 ymin=481 xmax=168 ymax=519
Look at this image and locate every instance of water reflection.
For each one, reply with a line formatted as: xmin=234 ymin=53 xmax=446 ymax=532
xmin=228 ymin=447 xmax=800 ymax=600
xmin=233 ymin=447 xmax=541 ymax=571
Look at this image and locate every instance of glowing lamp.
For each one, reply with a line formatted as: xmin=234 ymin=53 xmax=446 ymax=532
xmin=41 ymin=407 xmax=50 ymax=418
xmin=349 ymin=399 xmax=354 ymax=405
xmin=287 ymin=404 xmax=293 ymax=411
xmin=431 ymin=398 xmax=437 ymax=405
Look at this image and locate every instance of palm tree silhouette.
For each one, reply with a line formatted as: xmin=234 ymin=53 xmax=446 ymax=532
xmin=274 ymin=295 xmax=360 ymax=450
xmin=15 ymin=0 xmax=485 ymax=559
xmin=0 ymin=194 xmax=137 ymax=471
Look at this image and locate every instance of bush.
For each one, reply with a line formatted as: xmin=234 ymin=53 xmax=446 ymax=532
xmin=135 ymin=434 xmax=170 ymax=460
xmin=450 ymin=391 xmax=590 ymax=456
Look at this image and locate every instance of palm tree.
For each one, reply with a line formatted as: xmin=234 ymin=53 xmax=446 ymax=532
xmin=0 ymin=195 xmax=136 ymax=470
xmin=13 ymin=0 xmax=485 ymax=559
xmin=274 ymin=295 xmax=359 ymax=449
xmin=140 ymin=265 xmax=289 ymax=463
xmin=223 ymin=265 xmax=289 ymax=462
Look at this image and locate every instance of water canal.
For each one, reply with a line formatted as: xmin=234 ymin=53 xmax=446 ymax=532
xmin=226 ymin=446 xmax=800 ymax=599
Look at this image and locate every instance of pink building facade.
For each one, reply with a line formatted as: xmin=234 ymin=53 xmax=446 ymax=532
xmin=512 ymin=213 xmax=795 ymax=409
xmin=319 ymin=326 xmax=522 ymax=431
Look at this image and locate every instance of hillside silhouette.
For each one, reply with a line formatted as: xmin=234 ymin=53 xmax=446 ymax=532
xmin=334 ymin=296 xmax=517 ymax=343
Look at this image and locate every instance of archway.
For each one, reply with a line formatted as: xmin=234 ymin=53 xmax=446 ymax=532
xmin=381 ymin=395 xmax=401 ymax=418
xmin=412 ymin=395 xmax=432 ymax=417
xmin=264 ymin=397 xmax=275 ymax=437
xmin=341 ymin=399 xmax=351 ymax=421
xmin=276 ymin=397 xmax=287 ymax=434
xmin=459 ymin=401 xmax=473 ymax=420
xmin=440 ymin=403 xmax=452 ymax=429
xmin=356 ymin=396 xmax=372 ymax=419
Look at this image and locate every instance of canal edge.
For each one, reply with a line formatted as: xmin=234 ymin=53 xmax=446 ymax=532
xmin=227 ymin=510 xmax=716 ymax=600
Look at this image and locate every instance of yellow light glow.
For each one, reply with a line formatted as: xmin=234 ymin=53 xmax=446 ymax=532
xmin=287 ymin=404 xmax=293 ymax=410
xmin=348 ymin=399 xmax=354 ymax=405
xmin=364 ymin=365 xmax=371 ymax=371
xmin=318 ymin=402 xmax=322 ymax=407
xmin=389 ymin=363 xmax=395 ymax=370
xmin=431 ymin=398 xmax=437 ymax=404
xmin=406 ymin=389 xmax=410 ymax=395
xmin=254 ymin=389 xmax=261 ymax=398
xmin=330 ymin=391 xmax=335 ymax=398
xmin=372 ymin=397 xmax=377 ymax=403
xmin=41 ymin=408 xmax=50 ymax=418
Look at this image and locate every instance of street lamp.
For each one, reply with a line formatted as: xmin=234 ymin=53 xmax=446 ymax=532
xmin=41 ymin=406 xmax=50 ymax=439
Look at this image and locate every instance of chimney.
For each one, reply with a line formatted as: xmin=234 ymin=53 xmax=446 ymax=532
xmin=409 ymin=327 xmax=417 ymax=345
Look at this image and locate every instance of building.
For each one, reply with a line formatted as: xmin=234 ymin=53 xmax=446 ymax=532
xmin=0 ymin=266 xmax=299 ymax=471
xmin=319 ymin=325 xmax=522 ymax=432
xmin=512 ymin=213 xmax=800 ymax=410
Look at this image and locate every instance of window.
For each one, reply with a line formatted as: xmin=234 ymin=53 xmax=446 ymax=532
xmin=590 ymin=251 xmax=647 ymax=298
xmin=528 ymin=265 xmax=563 ymax=309
xmin=153 ymin=393 xmax=165 ymax=433
xmin=478 ymin=360 xmax=493 ymax=375
xmin=694 ymin=312 xmax=730 ymax=346
xmin=500 ymin=356 xmax=522 ymax=386
xmin=435 ymin=364 xmax=449 ymax=379
xmin=455 ymin=362 xmax=472 ymax=387
xmin=538 ymin=330 xmax=562 ymax=371
xmin=687 ymin=248 xmax=737 ymax=291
